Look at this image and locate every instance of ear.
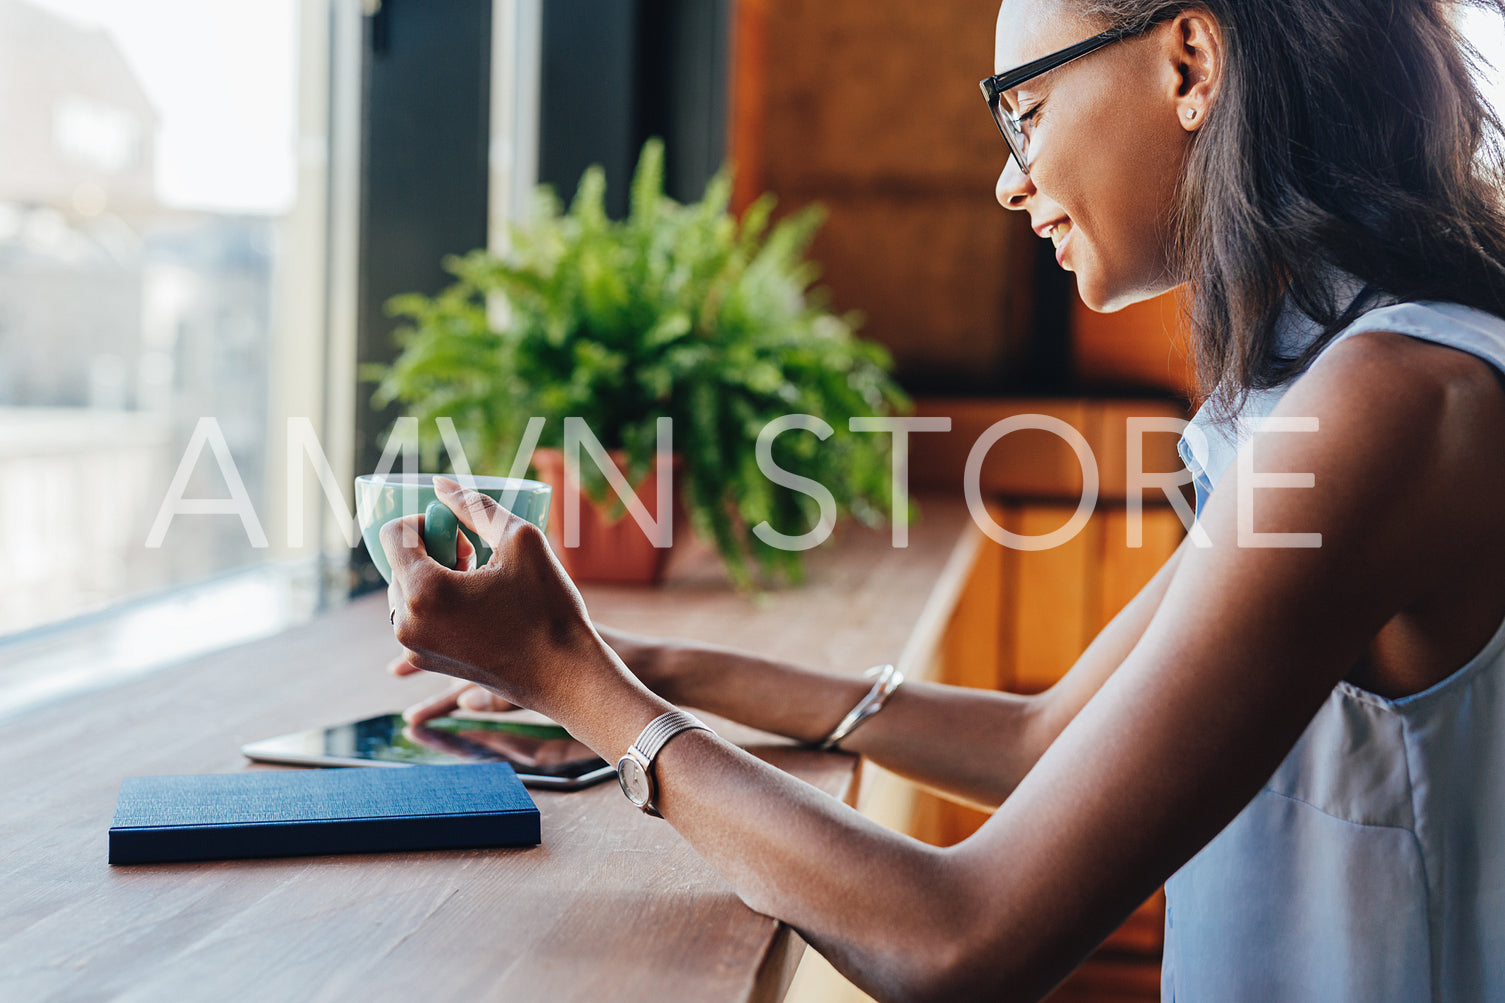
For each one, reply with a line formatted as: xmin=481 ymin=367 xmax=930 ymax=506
xmin=1166 ymin=9 xmax=1223 ymax=132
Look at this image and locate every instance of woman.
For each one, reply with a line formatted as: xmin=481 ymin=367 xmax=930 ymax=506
xmin=382 ymin=0 xmax=1505 ymax=998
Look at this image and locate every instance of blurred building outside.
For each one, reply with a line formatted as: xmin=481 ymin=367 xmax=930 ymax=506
xmin=0 ymin=0 xmax=356 ymax=644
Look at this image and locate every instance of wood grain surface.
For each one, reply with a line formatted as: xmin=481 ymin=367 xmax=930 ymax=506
xmin=0 ymin=495 xmax=979 ymax=1002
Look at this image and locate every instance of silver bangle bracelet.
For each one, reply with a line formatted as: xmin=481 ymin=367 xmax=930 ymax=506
xmin=817 ymin=663 xmax=903 ymax=751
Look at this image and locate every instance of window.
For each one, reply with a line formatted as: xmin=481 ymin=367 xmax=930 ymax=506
xmin=0 ymin=0 xmax=360 ymax=642
xmin=1463 ymin=5 xmax=1505 ymax=125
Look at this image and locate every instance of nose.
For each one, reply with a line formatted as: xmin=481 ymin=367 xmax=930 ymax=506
xmin=995 ymin=157 xmax=1033 ymax=210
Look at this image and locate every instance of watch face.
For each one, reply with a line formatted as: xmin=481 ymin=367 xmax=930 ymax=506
xmin=616 ymin=755 xmax=651 ymax=807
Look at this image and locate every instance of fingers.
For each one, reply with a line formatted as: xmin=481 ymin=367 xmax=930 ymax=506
xmin=458 ymin=686 xmax=516 ymax=712
xmin=435 ymin=476 xmax=514 ymax=550
xmin=456 ymin=529 xmax=476 ymax=572
xmin=403 ymin=680 xmax=470 ymax=725
xmin=386 ymin=579 xmax=408 ymax=641
xmin=379 ymin=513 xmax=434 ymax=584
xmin=387 ymin=652 xmax=425 ymax=676
xmin=385 ymin=580 xmax=422 ymax=660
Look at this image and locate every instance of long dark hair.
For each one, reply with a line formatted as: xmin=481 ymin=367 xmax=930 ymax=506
xmin=1076 ymin=0 xmax=1505 ymax=415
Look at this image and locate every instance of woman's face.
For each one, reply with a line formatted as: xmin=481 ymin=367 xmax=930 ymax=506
xmin=993 ymin=0 xmax=1211 ymax=311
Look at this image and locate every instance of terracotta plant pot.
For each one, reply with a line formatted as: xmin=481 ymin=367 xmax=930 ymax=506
xmin=530 ymin=448 xmax=685 ymax=585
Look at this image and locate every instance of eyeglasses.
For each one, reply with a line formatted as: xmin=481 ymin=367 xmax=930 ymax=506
xmin=980 ymin=19 xmax=1161 ymax=174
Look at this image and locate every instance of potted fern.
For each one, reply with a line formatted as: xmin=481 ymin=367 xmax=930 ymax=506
xmin=371 ymin=139 xmax=911 ymax=587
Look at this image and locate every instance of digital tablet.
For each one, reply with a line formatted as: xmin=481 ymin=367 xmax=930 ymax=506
xmin=242 ymin=712 xmax=616 ymax=790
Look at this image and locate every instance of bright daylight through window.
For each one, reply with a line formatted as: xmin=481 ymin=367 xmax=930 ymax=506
xmin=0 ymin=0 xmax=352 ymax=646
xmin=1465 ymin=5 xmax=1505 ymax=137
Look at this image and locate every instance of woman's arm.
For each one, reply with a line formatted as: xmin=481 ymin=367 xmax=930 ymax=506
xmin=402 ymin=543 xmax=1184 ymax=811
xmin=630 ymin=539 xmax=1185 ymax=809
xmin=385 ymin=333 xmax=1487 ymax=1000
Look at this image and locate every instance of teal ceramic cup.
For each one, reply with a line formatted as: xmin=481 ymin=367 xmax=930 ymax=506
xmin=354 ymin=473 xmax=552 ymax=583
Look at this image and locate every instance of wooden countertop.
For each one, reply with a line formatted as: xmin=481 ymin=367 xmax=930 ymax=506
xmin=0 ymin=495 xmax=981 ymax=1002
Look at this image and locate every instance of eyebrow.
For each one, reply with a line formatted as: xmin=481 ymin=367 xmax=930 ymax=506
xmin=1000 ymin=72 xmax=1052 ymax=115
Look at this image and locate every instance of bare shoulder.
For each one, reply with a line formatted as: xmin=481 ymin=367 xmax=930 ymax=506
xmin=1301 ymin=328 xmax=1505 ymax=434
xmin=1273 ymin=329 xmax=1505 ymax=478
xmin=1252 ymin=327 xmax=1505 ymax=601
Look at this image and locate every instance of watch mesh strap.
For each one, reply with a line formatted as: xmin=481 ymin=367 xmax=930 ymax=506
xmin=632 ymin=709 xmax=709 ymax=761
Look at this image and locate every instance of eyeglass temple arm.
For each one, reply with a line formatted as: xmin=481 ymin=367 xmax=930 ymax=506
xmin=983 ymin=21 xmax=1144 ymax=98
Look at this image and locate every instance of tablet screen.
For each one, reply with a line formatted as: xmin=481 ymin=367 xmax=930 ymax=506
xmin=243 ymin=713 xmax=614 ymax=789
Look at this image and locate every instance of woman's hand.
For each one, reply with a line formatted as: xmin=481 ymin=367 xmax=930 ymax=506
xmin=393 ymin=675 xmax=511 ymax=725
xmin=393 ymin=623 xmax=674 ymax=724
xmin=380 ymin=477 xmax=631 ymax=726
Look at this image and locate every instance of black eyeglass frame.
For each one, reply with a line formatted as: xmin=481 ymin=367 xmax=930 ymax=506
xmin=980 ymin=19 xmax=1160 ymax=174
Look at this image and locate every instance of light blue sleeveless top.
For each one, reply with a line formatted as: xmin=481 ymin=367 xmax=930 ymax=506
xmin=1163 ymin=301 xmax=1505 ymax=1002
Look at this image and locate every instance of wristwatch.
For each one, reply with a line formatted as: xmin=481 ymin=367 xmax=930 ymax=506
xmin=616 ymin=710 xmax=710 ymax=817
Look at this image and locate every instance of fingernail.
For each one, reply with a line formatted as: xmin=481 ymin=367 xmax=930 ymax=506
xmin=434 ymin=476 xmax=461 ymax=493
xmin=459 ymin=690 xmax=487 ymax=710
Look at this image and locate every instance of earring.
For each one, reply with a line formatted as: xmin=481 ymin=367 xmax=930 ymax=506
xmin=1185 ymin=108 xmax=1197 ymax=121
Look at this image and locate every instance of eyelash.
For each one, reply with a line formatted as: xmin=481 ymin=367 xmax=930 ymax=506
xmin=1018 ymin=102 xmax=1043 ymax=125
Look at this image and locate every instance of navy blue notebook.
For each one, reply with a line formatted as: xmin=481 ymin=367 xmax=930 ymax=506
xmin=109 ymin=763 xmax=540 ymax=865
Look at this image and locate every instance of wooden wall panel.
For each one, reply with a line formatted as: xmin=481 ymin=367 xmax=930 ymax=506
xmin=939 ymin=510 xmax=1006 ymax=691
xmin=908 ymin=397 xmax=1190 ymax=501
xmin=1091 ymin=507 xmax=1186 ymax=637
xmin=728 ymin=0 xmax=770 ymax=211
xmin=1073 ymin=288 xmax=1197 ymax=397
xmin=1091 ymin=399 xmax=1195 ymax=504
xmin=729 ymin=0 xmax=1038 ymax=389
xmin=995 ymin=502 xmax=1183 ymax=694
xmin=809 ymin=196 xmax=1033 ymax=382
xmin=752 ymin=1 xmax=1002 ymax=192
xmin=1000 ymin=503 xmax=1097 ymax=693
xmin=909 ymin=398 xmax=1091 ymax=499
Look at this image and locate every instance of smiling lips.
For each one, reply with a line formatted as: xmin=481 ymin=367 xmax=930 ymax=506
xmin=1033 ymin=218 xmax=1074 ymax=268
xmin=1036 ymin=218 xmax=1072 ymax=248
